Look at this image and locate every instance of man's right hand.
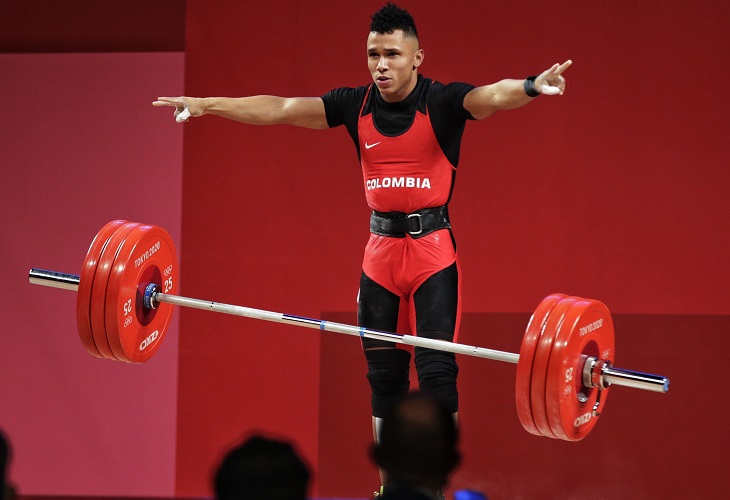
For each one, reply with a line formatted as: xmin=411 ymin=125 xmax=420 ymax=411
xmin=153 ymin=96 xmax=207 ymax=122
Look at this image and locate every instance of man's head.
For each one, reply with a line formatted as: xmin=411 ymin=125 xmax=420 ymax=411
xmin=367 ymin=3 xmax=423 ymax=102
xmin=371 ymin=391 xmax=461 ymax=491
xmin=213 ymin=434 xmax=310 ymax=500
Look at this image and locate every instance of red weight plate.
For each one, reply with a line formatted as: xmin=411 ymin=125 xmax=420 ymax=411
xmin=90 ymin=222 xmax=140 ymax=360
xmin=545 ymin=298 xmax=615 ymax=441
xmin=530 ymin=296 xmax=578 ymax=438
xmin=76 ymin=220 xmax=127 ymax=358
xmin=515 ymin=293 xmax=567 ymax=436
xmin=105 ymin=224 xmax=178 ymax=363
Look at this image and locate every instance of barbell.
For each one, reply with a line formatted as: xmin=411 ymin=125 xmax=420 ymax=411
xmin=29 ymin=220 xmax=669 ymax=442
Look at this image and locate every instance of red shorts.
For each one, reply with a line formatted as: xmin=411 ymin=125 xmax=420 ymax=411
xmin=361 ymin=228 xmax=461 ymax=340
xmin=362 ymin=229 xmax=457 ymax=295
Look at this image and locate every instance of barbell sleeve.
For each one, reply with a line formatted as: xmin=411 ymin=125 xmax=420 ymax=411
xmin=602 ymin=366 xmax=669 ymax=393
xmin=29 ymin=268 xmax=81 ymax=291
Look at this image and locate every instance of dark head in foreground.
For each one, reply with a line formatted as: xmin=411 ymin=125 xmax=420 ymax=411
xmin=214 ymin=434 xmax=310 ymax=500
xmin=372 ymin=391 xmax=461 ymax=493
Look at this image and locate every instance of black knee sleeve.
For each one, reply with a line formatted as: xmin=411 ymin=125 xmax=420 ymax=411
xmin=414 ymin=347 xmax=459 ymax=413
xmin=365 ymin=348 xmax=411 ymax=417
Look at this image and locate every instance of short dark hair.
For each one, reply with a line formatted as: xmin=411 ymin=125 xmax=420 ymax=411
xmin=370 ymin=3 xmax=419 ymax=39
xmin=373 ymin=392 xmax=460 ymax=486
xmin=214 ymin=435 xmax=310 ymax=500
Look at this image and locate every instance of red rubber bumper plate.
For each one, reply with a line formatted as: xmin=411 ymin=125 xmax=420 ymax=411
xmin=90 ymin=222 xmax=140 ymax=360
xmin=105 ymin=224 xmax=178 ymax=363
xmin=516 ymin=293 xmax=567 ymax=436
xmin=76 ymin=220 xmax=127 ymax=358
xmin=546 ymin=298 xmax=615 ymax=441
xmin=530 ymin=296 xmax=578 ymax=438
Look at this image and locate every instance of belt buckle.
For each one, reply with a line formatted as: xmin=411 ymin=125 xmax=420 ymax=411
xmin=407 ymin=213 xmax=422 ymax=235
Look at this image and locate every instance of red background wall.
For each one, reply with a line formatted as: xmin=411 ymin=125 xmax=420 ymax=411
xmin=0 ymin=52 xmax=184 ymax=496
xmin=1 ymin=1 xmax=185 ymax=497
xmin=178 ymin=0 xmax=729 ymax=498
xmin=2 ymin=0 xmax=729 ymax=499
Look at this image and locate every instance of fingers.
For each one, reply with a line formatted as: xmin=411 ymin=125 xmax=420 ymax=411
xmin=555 ymin=59 xmax=572 ymax=76
xmin=538 ymin=59 xmax=571 ymax=95
xmin=543 ymin=60 xmax=572 ymax=78
xmin=152 ymin=97 xmax=184 ymax=107
xmin=153 ymin=97 xmax=190 ymax=123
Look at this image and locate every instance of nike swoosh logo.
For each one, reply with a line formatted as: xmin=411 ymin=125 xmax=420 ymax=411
xmin=364 ymin=141 xmax=381 ymax=149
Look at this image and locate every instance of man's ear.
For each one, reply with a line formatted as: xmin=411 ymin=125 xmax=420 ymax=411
xmin=413 ymin=49 xmax=424 ymax=70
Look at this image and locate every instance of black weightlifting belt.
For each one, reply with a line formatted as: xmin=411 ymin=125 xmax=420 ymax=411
xmin=369 ymin=206 xmax=451 ymax=239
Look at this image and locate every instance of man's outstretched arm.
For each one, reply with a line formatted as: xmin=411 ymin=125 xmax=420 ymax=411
xmin=152 ymin=95 xmax=329 ymax=129
xmin=464 ymin=60 xmax=572 ymax=120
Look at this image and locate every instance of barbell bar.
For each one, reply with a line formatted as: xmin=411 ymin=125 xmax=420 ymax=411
xmin=29 ymin=267 xmax=667 ymax=393
xmin=28 ymin=220 xmax=670 ymax=441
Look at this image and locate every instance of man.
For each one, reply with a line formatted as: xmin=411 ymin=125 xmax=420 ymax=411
xmin=371 ymin=391 xmax=461 ymax=499
xmin=155 ymin=0 xmax=569 ymax=476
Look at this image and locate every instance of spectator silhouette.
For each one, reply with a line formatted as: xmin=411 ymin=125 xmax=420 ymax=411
xmin=371 ymin=391 xmax=461 ymax=499
xmin=213 ymin=434 xmax=310 ymax=500
xmin=1 ymin=429 xmax=16 ymax=500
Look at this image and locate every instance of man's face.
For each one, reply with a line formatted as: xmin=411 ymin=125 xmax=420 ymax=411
xmin=367 ymin=30 xmax=423 ymax=103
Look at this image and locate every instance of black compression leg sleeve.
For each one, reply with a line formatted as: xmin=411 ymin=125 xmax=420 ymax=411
xmin=364 ymin=348 xmax=411 ymax=417
xmin=414 ymin=348 xmax=459 ymax=413
xmin=413 ymin=262 xmax=460 ymax=413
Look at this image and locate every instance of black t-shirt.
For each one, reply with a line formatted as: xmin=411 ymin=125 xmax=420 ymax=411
xmin=321 ymin=75 xmax=476 ymax=167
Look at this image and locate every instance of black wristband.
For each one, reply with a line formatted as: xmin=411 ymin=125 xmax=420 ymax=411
xmin=524 ymin=76 xmax=540 ymax=97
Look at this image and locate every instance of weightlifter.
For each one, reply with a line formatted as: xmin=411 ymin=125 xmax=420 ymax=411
xmin=154 ymin=1 xmax=570 ymax=491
